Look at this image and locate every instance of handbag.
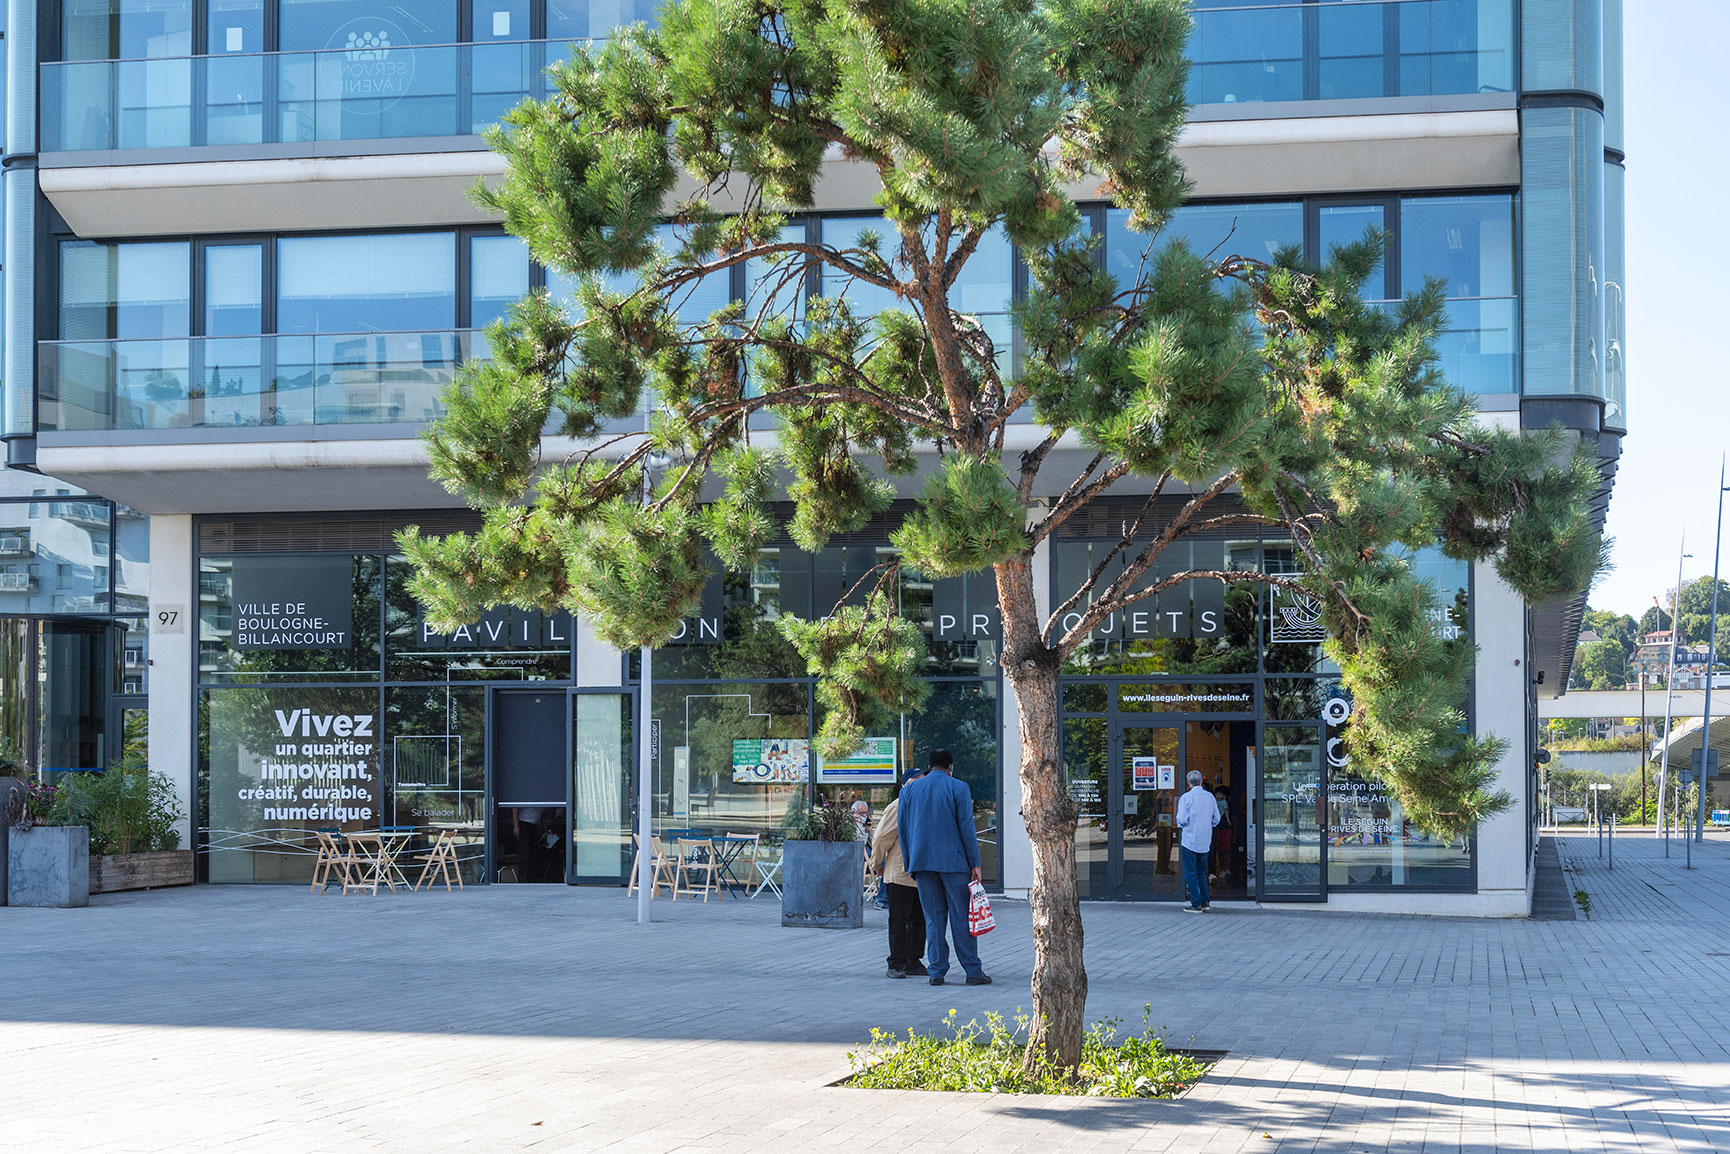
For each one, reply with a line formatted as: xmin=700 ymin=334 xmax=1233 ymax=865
xmin=967 ymin=879 xmax=996 ymax=936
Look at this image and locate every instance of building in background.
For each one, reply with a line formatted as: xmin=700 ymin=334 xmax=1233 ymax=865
xmin=0 ymin=0 xmax=1624 ymax=913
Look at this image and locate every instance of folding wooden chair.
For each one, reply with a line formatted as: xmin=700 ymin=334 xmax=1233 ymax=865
xmin=627 ymin=833 xmax=678 ymax=897
xmin=412 ymin=829 xmax=465 ymax=891
xmin=674 ymin=837 xmax=721 ymax=902
xmin=342 ymin=832 xmax=384 ymax=896
xmin=310 ymin=829 xmax=353 ymax=894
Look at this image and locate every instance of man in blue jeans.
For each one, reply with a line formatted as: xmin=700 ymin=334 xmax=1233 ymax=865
xmin=1175 ymin=769 xmax=1221 ymax=912
xmin=897 ymin=749 xmax=992 ymax=986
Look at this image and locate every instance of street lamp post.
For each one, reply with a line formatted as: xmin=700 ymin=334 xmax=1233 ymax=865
xmin=1657 ymin=539 xmax=1691 ymax=853
xmin=1695 ymin=455 xmax=1729 ymax=844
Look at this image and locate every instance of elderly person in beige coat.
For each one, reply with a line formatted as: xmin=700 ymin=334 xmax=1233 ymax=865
xmin=869 ymin=768 xmax=928 ymax=978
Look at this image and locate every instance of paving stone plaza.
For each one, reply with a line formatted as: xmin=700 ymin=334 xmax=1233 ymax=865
xmin=3 ymin=832 xmax=1727 ymax=1154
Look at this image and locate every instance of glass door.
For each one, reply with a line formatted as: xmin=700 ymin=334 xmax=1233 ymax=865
xmin=1258 ymin=722 xmax=1327 ymax=900
xmin=569 ymin=689 xmax=633 ymax=884
xmin=1120 ymin=725 xmax=1184 ymax=900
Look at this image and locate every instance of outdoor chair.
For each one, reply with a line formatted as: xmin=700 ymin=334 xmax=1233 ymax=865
xmin=752 ymin=842 xmax=784 ymax=899
xmin=310 ymin=829 xmax=353 ymax=894
xmin=674 ymin=836 xmax=722 ymax=902
xmin=412 ymin=829 xmax=464 ymax=892
xmin=627 ymin=833 xmax=679 ymax=898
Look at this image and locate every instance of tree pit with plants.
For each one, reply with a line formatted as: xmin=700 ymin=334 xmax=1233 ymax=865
xmin=846 ymin=1009 xmax=1212 ymax=1099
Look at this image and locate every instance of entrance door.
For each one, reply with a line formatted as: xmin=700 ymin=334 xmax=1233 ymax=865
xmin=569 ymin=689 xmax=633 ymax=883
xmin=1257 ymin=722 xmax=1326 ymax=900
xmin=1119 ymin=725 xmax=1185 ymax=899
xmin=489 ymin=689 xmax=569 ymax=883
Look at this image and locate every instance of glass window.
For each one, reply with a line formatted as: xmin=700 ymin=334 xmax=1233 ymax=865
xmin=1187 ymin=0 xmax=1303 ymax=105
xmin=1400 ymin=195 xmax=1515 ymax=299
xmin=1318 ymin=203 xmax=1387 ymax=299
xmin=1107 ymin=202 xmax=1303 ymax=289
xmin=208 ymin=0 xmax=264 ymax=53
xmin=0 ymin=499 xmax=112 ymax=614
xmin=650 ymin=680 xmax=809 ymax=839
xmin=59 ymin=241 xmax=190 ymax=341
xmin=278 ymin=1 xmax=456 ymax=51
xmin=474 ymin=1 xmax=530 ymax=41
xmin=383 ymin=556 xmax=572 ymax=681
xmin=63 ymin=0 xmax=193 ymax=60
xmin=547 ymin=0 xmax=660 ymax=40
xmin=201 ymin=684 xmax=384 ymax=883
xmin=1316 ymin=0 xmax=1388 ymax=100
xmin=204 ymin=244 xmax=263 ymax=336
xmin=197 ymin=554 xmax=383 ymax=681
xmin=819 ymin=215 xmax=902 ymax=321
xmin=385 ymin=685 xmax=488 ymax=883
xmin=469 ymin=235 xmax=531 ymax=330
xmin=276 ymin=233 xmax=456 ymax=333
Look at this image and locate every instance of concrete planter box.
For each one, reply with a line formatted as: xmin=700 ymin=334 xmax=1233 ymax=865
xmin=781 ymin=839 xmax=864 ymax=929
xmin=0 ymin=778 xmax=22 ymax=906
xmin=91 ymin=850 xmax=195 ymax=895
xmin=7 ymin=825 xmax=90 ymax=908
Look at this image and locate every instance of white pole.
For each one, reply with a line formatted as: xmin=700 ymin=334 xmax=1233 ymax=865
xmin=1657 ymin=535 xmax=1686 ymax=841
xmin=1697 ymin=455 xmax=1725 ymax=843
xmin=637 ymin=643 xmax=654 ymax=923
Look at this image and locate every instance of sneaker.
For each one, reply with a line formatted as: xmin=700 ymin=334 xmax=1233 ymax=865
xmin=886 ymin=967 xmax=907 ymax=979
xmin=965 ymin=974 xmax=993 ymax=986
xmin=928 ymin=976 xmax=945 ymax=986
xmin=872 ymin=897 xmax=889 ymax=910
xmin=1183 ymin=905 xmax=1204 ymax=914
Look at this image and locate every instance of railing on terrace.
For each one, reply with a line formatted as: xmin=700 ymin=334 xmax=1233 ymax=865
xmin=40 ymin=1 xmax=1515 ymax=155
xmin=38 ymin=331 xmax=483 ymax=432
xmin=37 ymin=295 xmax=1514 ymax=436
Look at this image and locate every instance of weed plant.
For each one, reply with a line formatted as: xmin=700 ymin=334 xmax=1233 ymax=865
xmin=847 ymin=1008 xmax=1208 ymax=1098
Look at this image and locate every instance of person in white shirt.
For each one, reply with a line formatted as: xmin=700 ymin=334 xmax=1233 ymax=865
xmin=1175 ymin=770 xmax=1221 ymax=912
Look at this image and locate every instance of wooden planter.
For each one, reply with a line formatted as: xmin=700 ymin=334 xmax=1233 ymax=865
xmin=90 ymin=850 xmax=195 ymax=895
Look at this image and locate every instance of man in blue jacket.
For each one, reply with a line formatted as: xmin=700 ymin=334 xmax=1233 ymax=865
xmin=897 ymin=749 xmax=992 ymax=986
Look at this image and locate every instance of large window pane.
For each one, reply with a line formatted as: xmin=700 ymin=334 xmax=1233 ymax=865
xmin=469 ymin=235 xmax=531 ymax=330
xmin=206 ymin=1 xmax=267 ymax=144
xmin=277 ymin=233 xmax=456 ymax=333
xmin=1318 ymin=203 xmax=1387 ymax=299
xmin=278 ymin=1 xmax=456 ymax=51
xmin=197 ymin=554 xmax=383 ymax=682
xmin=0 ymin=495 xmax=113 ymax=614
xmin=63 ymin=0 xmax=192 ymax=60
xmin=1107 ymin=202 xmax=1303 ymax=289
xmin=1260 ymin=722 xmax=1323 ymax=892
xmin=1400 ymin=195 xmax=1515 ymax=298
xmin=1187 ymin=0 xmax=1303 ymax=105
xmin=60 ymin=241 xmax=190 ymax=340
xmin=819 ymin=215 xmax=902 ymax=320
xmin=384 ymin=685 xmax=487 ymax=884
xmin=205 ymin=244 xmax=263 ymax=336
xmin=547 ymin=0 xmax=660 ymax=39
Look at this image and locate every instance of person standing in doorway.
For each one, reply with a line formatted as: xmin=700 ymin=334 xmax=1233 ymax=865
xmin=1176 ymin=770 xmax=1220 ymax=912
xmin=869 ymin=768 xmax=927 ymax=978
xmin=897 ymin=749 xmax=992 ymax=986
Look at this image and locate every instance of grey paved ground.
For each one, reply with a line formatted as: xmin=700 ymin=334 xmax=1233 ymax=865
xmin=3 ymin=833 xmax=1729 ymax=1154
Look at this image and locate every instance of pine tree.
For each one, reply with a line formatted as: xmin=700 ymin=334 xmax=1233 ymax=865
xmin=399 ymin=0 xmax=1604 ymax=1072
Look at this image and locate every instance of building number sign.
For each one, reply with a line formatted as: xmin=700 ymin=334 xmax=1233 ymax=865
xmin=153 ymin=605 xmax=186 ymax=634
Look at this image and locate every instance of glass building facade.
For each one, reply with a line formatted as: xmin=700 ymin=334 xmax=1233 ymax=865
xmin=15 ymin=0 xmax=1622 ymax=914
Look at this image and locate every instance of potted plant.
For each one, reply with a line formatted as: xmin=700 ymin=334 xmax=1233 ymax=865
xmin=6 ymin=780 xmax=89 ymax=908
xmin=53 ymin=752 xmax=191 ymax=894
xmin=780 ymin=800 xmax=864 ymax=929
xmin=0 ymin=739 xmax=24 ymax=906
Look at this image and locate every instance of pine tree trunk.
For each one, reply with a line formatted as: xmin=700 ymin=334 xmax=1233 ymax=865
xmin=995 ymin=555 xmax=1087 ymax=1074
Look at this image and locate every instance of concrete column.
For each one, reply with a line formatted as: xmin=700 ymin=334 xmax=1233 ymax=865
xmin=1471 ymin=557 xmax=1534 ymax=915
xmin=146 ymin=516 xmax=195 ymax=848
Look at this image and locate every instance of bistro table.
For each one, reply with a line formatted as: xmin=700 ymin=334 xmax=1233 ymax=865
xmin=343 ymin=828 xmax=417 ymax=894
xmin=708 ymin=835 xmax=759 ymax=899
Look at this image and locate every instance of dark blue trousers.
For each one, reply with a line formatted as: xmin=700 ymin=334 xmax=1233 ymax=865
xmin=913 ymin=870 xmax=983 ymax=980
xmin=1181 ymin=846 xmax=1211 ymax=908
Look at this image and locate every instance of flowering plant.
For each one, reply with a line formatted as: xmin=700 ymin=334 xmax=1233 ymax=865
xmin=6 ymin=780 xmax=61 ymax=831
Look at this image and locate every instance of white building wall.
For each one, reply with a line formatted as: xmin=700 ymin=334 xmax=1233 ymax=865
xmin=146 ymin=515 xmax=195 ymax=848
xmin=1466 ymin=556 xmax=1535 ymax=916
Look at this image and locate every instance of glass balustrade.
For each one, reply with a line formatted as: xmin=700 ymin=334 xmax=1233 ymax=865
xmin=43 ymin=40 xmax=583 ymax=153
xmin=1186 ymin=0 xmax=1514 ymax=107
xmin=41 ymin=2 xmax=1516 ymax=156
xmin=39 ymin=331 xmax=481 ymax=431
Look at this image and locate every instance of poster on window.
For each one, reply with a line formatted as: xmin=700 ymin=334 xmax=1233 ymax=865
xmin=816 ymin=737 xmax=898 ymax=784
xmin=731 ymin=738 xmax=809 ymax=783
xmin=1132 ymin=756 xmax=1160 ymax=790
xmin=203 ymin=686 xmax=381 ymax=883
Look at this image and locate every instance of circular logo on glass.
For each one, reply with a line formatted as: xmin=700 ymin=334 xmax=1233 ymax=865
xmin=325 ymin=17 xmax=416 ymax=113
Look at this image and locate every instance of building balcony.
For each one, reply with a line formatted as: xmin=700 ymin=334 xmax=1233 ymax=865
xmin=38 ymin=330 xmax=482 ymax=434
